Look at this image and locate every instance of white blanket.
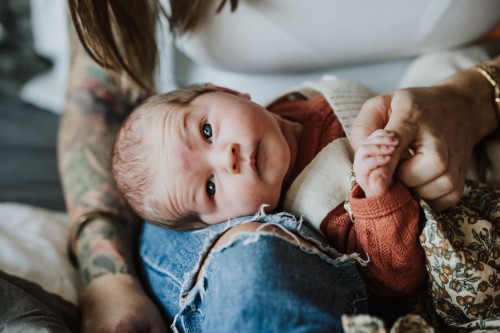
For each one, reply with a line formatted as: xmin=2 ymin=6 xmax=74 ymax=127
xmin=0 ymin=202 xmax=79 ymax=304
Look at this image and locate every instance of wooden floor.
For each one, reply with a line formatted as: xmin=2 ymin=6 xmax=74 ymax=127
xmin=0 ymin=89 xmax=65 ymax=211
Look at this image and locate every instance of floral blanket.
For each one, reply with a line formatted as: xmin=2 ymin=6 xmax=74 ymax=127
xmin=419 ymin=180 xmax=499 ymax=332
xmin=342 ymin=180 xmax=499 ymax=333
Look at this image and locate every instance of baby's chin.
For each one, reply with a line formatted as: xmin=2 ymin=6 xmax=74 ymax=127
xmin=203 ymin=203 xmax=279 ymax=225
xmin=243 ymin=202 xmax=278 ymax=218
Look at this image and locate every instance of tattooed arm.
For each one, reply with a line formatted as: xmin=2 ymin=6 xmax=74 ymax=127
xmin=59 ymin=29 xmax=166 ymax=333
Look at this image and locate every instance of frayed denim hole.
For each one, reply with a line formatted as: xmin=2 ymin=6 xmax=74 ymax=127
xmin=252 ymin=205 xmax=370 ymax=267
xmin=172 ymin=286 xmax=204 ymax=333
xmin=206 ymin=228 xmax=363 ymax=273
xmin=180 ymin=217 xmax=256 ymax=295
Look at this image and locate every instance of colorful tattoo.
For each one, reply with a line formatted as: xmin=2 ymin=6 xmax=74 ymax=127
xmin=59 ymin=46 xmax=146 ymax=286
xmin=76 ymin=218 xmax=134 ymax=285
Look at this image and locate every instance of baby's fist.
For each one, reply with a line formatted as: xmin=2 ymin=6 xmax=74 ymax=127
xmin=353 ymin=129 xmax=398 ymax=197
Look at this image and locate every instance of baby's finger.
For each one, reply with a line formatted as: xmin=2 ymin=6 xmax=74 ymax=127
xmin=364 ymin=133 xmax=399 ymax=147
xmin=367 ymin=166 xmax=393 ymax=196
xmin=356 ymin=155 xmax=391 ymax=175
xmin=360 ymin=144 xmax=396 ymax=157
xmin=367 ymin=129 xmax=396 ymax=139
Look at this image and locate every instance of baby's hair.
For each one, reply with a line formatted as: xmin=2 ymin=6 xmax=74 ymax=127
xmin=112 ymin=84 xmax=218 ymax=230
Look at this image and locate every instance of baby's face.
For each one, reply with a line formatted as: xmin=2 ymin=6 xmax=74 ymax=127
xmin=147 ymin=91 xmax=300 ymax=225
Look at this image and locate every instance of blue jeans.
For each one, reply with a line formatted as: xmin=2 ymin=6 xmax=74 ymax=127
xmin=139 ymin=211 xmax=368 ymax=333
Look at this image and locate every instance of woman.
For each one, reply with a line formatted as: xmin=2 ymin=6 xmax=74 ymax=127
xmin=63 ymin=0 xmax=500 ymax=332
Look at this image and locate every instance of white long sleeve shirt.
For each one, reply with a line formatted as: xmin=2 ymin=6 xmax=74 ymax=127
xmin=157 ymin=0 xmax=500 ymax=103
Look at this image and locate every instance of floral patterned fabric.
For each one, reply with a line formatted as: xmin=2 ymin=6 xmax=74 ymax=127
xmin=419 ymin=180 xmax=500 ymax=332
xmin=342 ymin=179 xmax=499 ymax=332
xmin=341 ymin=314 xmax=435 ymax=333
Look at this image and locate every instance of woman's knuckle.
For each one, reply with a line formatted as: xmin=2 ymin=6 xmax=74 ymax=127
xmin=362 ymin=96 xmax=382 ymax=109
xmin=392 ymin=90 xmax=425 ymax=121
xmin=392 ymin=90 xmax=413 ymax=108
xmin=426 ymin=154 xmax=447 ymax=176
xmin=437 ymin=174 xmax=455 ymax=194
xmin=447 ymin=190 xmax=462 ymax=205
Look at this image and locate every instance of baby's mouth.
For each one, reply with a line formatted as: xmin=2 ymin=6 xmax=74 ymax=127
xmin=250 ymin=142 xmax=260 ymax=175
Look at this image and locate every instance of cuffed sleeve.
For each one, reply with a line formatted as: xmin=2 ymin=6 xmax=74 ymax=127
xmin=321 ymin=182 xmax=426 ymax=296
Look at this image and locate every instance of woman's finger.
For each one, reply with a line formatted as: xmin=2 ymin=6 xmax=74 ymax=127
xmin=409 ymin=151 xmax=464 ymax=208
xmin=367 ymin=129 xmax=396 ymax=139
xmin=379 ymin=97 xmax=420 ymax=185
xmin=396 ymin=139 xmax=449 ymax=188
xmin=350 ymin=95 xmax=394 ymax=151
xmin=420 ymin=164 xmax=466 ymax=211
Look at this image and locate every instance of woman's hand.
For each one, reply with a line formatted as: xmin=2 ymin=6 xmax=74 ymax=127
xmin=79 ymin=274 xmax=167 ymax=333
xmin=350 ymin=66 xmax=498 ymax=211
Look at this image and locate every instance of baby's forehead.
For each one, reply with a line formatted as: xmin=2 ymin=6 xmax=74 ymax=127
xmin=143 ymin=101 xmax=183 ymax=117
xmin=141 ymin=102 xmax=185 ymax=183
xmin=132 ymin=102 xmax=182 ymax=134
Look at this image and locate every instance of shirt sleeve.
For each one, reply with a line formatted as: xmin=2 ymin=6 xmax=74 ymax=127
xmin=320 ymin=181 xmax=425 ymax=296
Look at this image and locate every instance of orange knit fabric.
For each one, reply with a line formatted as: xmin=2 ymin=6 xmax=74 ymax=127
xmin=320 ymin=183 xmax=425 ymax=296
xmin=269 ymin=94 xmax=426 ymax=296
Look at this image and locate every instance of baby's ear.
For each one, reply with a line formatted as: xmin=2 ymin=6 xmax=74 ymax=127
xmin=206 ymin=82 xmax=251 ymax=100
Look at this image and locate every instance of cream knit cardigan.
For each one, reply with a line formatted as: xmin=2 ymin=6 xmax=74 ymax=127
xmin=278 ymin=75 xmax=500 ymax=234
xmin=281 ymin=76 xmax=376 ymax=233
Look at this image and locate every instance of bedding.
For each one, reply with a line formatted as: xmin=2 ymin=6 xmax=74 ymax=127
xmin=0 ymin=202 xmax=78 ymax=304
xmin=0 ymin=269 xmax=79 ymax=332
xmin=0 ymin=89 xmax=78 ymax=304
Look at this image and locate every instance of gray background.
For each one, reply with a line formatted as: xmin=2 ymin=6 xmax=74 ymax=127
xmin=0 ymin=0 xmax=65 ymax=211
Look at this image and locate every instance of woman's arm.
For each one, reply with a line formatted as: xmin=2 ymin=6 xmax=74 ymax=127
xmin=350 ymin=56 xmax=500 ymax=211
xmin=59 ymin=28 xmax=166 ymax=333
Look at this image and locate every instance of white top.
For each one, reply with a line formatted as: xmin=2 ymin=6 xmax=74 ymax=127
xmin=155 ymin=0 xmax=500 ymax=103
xmin=20 ymin=0 xmax=500 ymax=113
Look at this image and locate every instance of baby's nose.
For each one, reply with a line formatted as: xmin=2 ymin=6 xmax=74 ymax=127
xmin=225 ymin=143 xmax=240 ymax=174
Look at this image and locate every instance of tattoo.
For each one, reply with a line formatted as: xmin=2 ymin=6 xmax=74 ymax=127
xmin=76 ymin=219 xmax=134 ymax=286
xmin=60 ymin=42 xmax=146 ymax=285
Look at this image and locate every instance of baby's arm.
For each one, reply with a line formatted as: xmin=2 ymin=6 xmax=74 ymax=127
xmin=353 ymin=129 xmax=399 ymax=197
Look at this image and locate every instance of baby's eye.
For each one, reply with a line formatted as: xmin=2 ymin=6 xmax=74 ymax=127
xmin=202 ymin=123 xmax=213 ymax=142
xmin=206 ymin=176 xmax=216 ymax=197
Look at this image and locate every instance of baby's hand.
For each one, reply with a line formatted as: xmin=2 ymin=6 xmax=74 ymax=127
xmin=353 ymin=129 xmax=399 ymax=197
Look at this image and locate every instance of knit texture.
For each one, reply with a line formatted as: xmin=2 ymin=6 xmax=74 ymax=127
xmin=280 ymin=76 xmax=425 ymax=296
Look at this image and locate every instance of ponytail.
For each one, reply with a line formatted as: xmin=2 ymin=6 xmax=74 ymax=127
xmin=68 ymin=0 xmax=239 ymax=93
xmin=168 ymin=0 xmax=238 ymax=33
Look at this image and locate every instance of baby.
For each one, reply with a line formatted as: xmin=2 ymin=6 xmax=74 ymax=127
xmin=112 ymin=83 xmax=424 ymax=296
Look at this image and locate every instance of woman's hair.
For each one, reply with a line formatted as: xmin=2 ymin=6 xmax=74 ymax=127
xmin=68 ymin=0 xmax=239 ymax=93
xmin=112 ymin=84 xmax=218 ymax=230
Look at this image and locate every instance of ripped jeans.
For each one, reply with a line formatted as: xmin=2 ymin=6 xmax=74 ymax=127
xmin=139 ymin=211 xmax=368 ymax=333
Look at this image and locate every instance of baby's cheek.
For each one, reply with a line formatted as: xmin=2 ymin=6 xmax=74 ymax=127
xmin=244 ymin=188 xmax=278 ymax=212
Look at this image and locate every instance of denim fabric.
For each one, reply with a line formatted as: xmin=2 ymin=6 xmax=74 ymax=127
xmin=140 ymin=210 xmax=368 ymax=333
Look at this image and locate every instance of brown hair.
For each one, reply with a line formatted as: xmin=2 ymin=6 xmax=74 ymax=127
xmin=68 ymin=0 xmax=239 ymax=93
xmin=112 ymin=84 xmax=217 ymax=230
